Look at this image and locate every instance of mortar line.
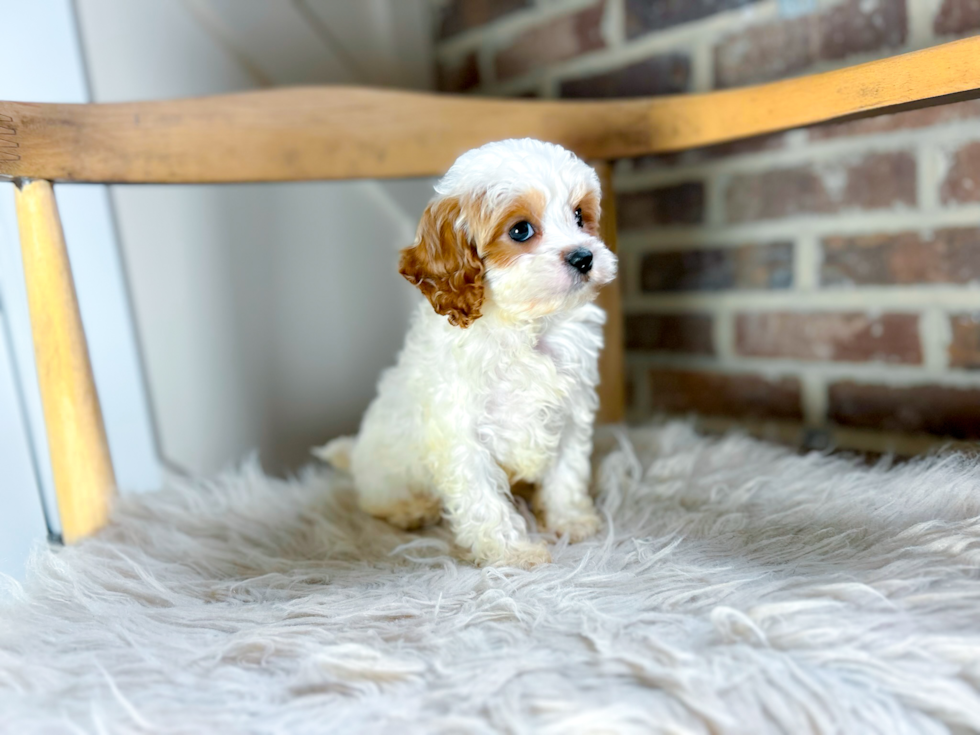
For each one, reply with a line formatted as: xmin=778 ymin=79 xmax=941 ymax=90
xmin=601 ymin=0 xmax=625 ymax=49
xmin=920 ymin=307 xmax=952 ymax=374
xmin=624 ymin=287 xmax=980 ymax=312
xmin=625 ymin=352 xmax=980 ymax=387
xmin=917 ymin=141 xmax=941 ymax=213
xmin=617 ymin=206 xmax=980 ymax=247
xmin=907 ymin=0 xmax=943 ymax=49
xmin=714 ymin=308 xmax=735 ymax=362
xmin=793 ymin=234 xmax=820 ymax=291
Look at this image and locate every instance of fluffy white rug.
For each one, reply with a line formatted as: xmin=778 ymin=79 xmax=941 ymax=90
xmin=3 ymin=422 xmax=980 ymax=734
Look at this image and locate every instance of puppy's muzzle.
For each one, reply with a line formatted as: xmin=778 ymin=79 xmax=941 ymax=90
xmin=565 ymin=248 xmax=593 ymax=274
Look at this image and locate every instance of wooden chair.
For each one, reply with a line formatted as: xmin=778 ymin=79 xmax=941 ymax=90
xmin=2 ymin=37 xmax=978 ymax=544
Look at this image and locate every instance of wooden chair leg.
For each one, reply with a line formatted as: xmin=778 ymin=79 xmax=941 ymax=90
xmin=14 ymin=179 xmax=116 ymax=543
xmin=593 ymin=161 xmax=625 ymax=424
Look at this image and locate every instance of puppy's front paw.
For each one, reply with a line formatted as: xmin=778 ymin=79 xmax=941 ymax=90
xmin=546 ymin=509 xmax=601 ymax=543
xmin=481 ymin=541 xmax=551 ymax=569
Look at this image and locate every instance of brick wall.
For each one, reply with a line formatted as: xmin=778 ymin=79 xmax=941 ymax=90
xmin=431 ymin=0 xmax=980 ymax=454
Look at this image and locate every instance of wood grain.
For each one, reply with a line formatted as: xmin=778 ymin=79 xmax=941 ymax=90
xmin=594 ymin=161 xmax=624 ymax=425
xmin=0 ymin=37 xmax=978 ymax=183
xmin=15 ymin=180 xmax=116 ymax=543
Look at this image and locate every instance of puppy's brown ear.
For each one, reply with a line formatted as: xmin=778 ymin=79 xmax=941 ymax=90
xmin=399 ymin=196 xmax=484 ymax=328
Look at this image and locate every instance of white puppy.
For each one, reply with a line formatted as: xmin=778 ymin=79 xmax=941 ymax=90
xmin=317 ymin=138 xmax=617 ymax=568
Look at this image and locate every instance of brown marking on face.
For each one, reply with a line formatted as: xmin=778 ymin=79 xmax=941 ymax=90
xmin=399 ymin=185 xmax=600 ymax=326
xmin=575 ymin=190 xmax=601 ymax=238
xmin=398 ymin=196 xmax=485 ymax=328
xmin=480 ymin=189 xmax=547 ymax=270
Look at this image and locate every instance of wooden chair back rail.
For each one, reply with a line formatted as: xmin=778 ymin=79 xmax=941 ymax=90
xmin=1 ymin=37 xmax=978 ymax=184
xmin=3 ymin=37 xmax=978 ymax=542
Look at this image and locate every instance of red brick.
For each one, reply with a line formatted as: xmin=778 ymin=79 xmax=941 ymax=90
xmin=618 ymin=182 xmax=705 ymax=228
xmin=941 ymin=141 xmax=980 ymax=204
xmin=935 ymin=0 xmax=980 ymax=35
xmin=828 ymin=382 xmax=980 ymax=439
xmin=725 ymin=152 xmax=916 ymax=222
xmin=809 ymin=99 xmax=980 ymax=140
xmin=822 ymin=228 xmax=980 ymax=286
xmin=625 ymin=0 xmax=764 ymax=39
xmin=820 ymin=0 xmax=907 ymax=61
xmin=726 ymin=166 xmax=832 ymax=221
xmin=844 ymin=151 xmax=917 ymax=209
xmin=736 ymin=312 xmax=922 ymax=364
xmin=436 ymin=0 xmax=532 ymax=40
xmin=714 ymin=14 xmax=813 ymax=89
xmin=559 ymin=54 xmax=690 ymax=98
xmin=436 ymin=52 xmax=480 ymax=93
xmin=649 ymin=369 xmax=803 ymax=421
xmin=625 ymin=313 xmax=714 ymax=354
xmin=949 ymin=313 xmax=980 ymax=369
xmin=640 ymin=242 xmax=793 ymax=292
xmin=714 ymin=0 xmax=906 ymax=88
xmin=496 ymin=3 xmax=605 ymax=81
xmin=632 ymin=132 xmax=787 ymax=171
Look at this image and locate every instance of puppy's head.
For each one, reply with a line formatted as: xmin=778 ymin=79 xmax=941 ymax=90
xmin=399 ymin=139 xmax=617 ymax=327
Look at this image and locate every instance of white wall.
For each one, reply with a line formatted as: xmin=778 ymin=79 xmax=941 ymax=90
xmin=73 ymin=0 xmax=436 ymax=474
xmin=0 ymin=320 xmax=48 ymax=582
xmin=264 ymin=181 xmax=419 ymax=469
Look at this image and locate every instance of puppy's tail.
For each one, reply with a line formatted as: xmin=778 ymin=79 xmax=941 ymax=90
xmin=312 ymin=436 xmax=356 ymax=472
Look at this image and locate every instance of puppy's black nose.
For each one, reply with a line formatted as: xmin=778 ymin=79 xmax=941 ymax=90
xmin=565 ymin=248 xmax=593 ymax=274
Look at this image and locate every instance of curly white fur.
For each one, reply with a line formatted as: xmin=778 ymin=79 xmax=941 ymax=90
xmin=316 ymin=139 xmax=617 ymax=568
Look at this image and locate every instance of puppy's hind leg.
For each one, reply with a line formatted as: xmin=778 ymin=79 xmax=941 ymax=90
xmin=355 ymin=461 xmax=443 ymax=531
xmin=363 ymin=485 xmax=443 ymax=531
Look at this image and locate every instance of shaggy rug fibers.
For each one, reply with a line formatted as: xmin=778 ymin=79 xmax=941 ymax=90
xmin=3 ymin=423 xmax=980 ymax=734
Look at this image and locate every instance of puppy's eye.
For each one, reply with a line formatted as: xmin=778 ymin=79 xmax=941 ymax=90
xmin=574 ymin=207 xmax=584 ymax=228
xmin=509 ymin=221 xmax=535 ymax=243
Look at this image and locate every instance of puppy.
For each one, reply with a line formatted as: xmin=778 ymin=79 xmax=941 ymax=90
xmin=317 ymin=139 xmax=617 ymax=568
